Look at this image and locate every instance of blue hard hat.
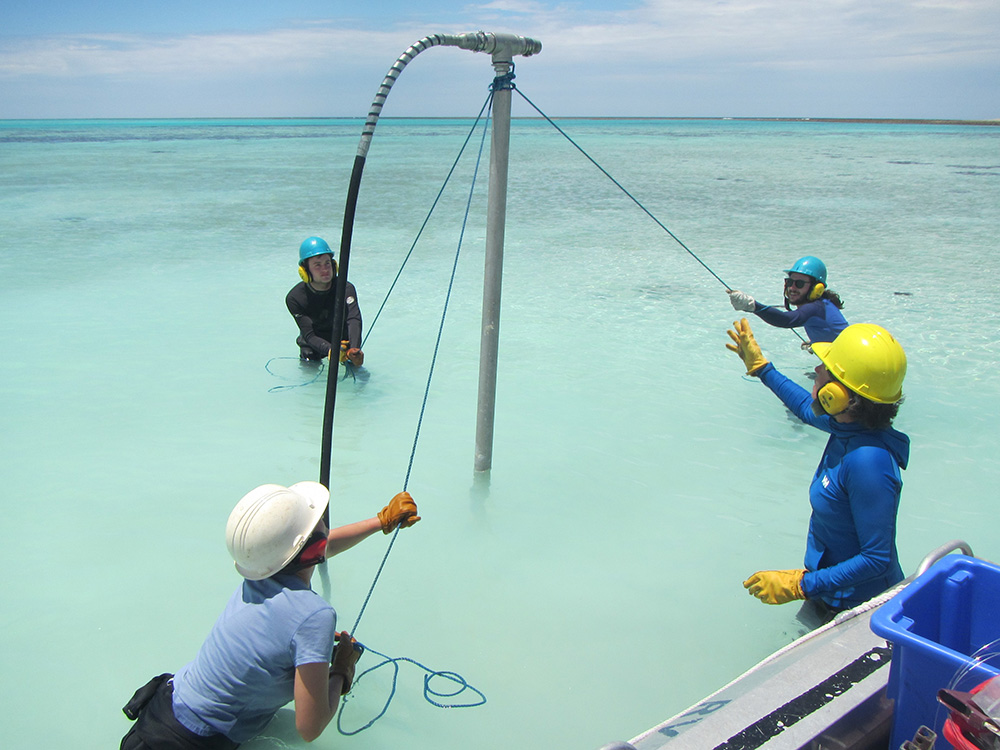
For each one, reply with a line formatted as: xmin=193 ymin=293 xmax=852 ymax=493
xmin=784 ymin=256 xmax=827 ymax=285
xmin=299 ymin=236 xmax=333 ymax=265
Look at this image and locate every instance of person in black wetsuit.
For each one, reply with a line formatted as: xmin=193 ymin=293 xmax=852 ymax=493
xmin=285 ymin=237 xmax=364 ymax=365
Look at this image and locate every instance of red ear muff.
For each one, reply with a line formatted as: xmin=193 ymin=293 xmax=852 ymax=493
xmin=817 ymin=380 xmax=850 ymax=415
xmin=808 ymin=282 xmax=826 ymax=302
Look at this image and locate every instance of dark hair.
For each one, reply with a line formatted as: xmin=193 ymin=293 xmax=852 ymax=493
xmin=822 ymin=288 xmax=845 ymax=309
xmin=845 ymin=394 xmax=902 ymax=430
xmin=785 ymin=281 xmax=844 ymax=311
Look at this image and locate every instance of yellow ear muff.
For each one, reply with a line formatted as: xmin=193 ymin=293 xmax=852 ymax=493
xmin=298 ymin=265 xmax=310 ymax=283
xmin=817 ymin=380 xmax=850 ymax=415
xmin=808 ymin=282 xmax=826 ymax=302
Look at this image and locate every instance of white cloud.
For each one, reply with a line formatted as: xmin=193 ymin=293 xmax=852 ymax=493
xmin=2 ymin=1 xmax=996 ymax=81
xmin=523 ymin=0 xmax=1000 ymax=69
xmin=0 ymin=28 xmax=394 ymax=78
xmin=0 ymin=1 xmax=996 ymax=118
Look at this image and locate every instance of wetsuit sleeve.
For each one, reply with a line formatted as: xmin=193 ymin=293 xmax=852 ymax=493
xmin=286 ymin=285 xmax=333 ymax=356
xmin=344 ymin=282 xmax=363 ymax=351
xmin=757 ymin=363 xmax=832 ymax=431
xmin=801 ymin=446 xmax=902 ymax=598
xmin=753 ymin=300 xmax=824 ymax=330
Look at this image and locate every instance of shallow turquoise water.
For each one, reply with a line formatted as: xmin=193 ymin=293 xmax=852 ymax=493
xmin=1 ymin=116 xmax=999 ymax=749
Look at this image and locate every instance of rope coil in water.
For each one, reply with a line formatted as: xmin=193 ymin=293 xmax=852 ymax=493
xmin=338 ymin=646 xmax=487 ymax=736
xmin=264 ymin=357 xmax=326 ymax=392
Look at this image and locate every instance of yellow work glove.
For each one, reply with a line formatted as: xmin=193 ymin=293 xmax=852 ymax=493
xmin=339 ymin=340 xmax=350 ymax=364
xmin=743 ymin=569 xmax=806 ymax=605
xmin=330 ymin=631 xmax=364 ymax=695
xmin=378 ymin=491 xmax=421 ymax=534
xmin=726 ymin=318 xmax=769 ymax=375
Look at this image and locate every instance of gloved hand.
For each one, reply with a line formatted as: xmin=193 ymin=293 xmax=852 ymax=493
xmin=726 ymin=318 xmax=769 ymax=375
xmin=378 ymin=492 xmax=421 ymax=534
xmin=339 ymin=340 xmax=350 ymax=364
xmin=743 ymin=569 xmax=806 ymax=605
xmin=728 ymin=289 xmax=756 ymax=312
xmin=331 ymin=631 xmax=364 ymax=694
xmin=346 ymin=348 xmax=364 ymax=367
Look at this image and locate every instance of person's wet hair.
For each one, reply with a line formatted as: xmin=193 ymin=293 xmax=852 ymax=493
xmin=823 ymin=288 xmax=845 ymax=309
xmin=847 ymin=395 xmax=902 ymax=430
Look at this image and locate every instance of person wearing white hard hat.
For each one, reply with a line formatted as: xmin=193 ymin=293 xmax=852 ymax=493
xmin=120 ymin=483 xmax=419 ymax=749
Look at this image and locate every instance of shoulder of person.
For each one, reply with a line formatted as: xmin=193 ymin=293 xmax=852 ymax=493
xmin=286 ymin=282 xmax=308 ymax=305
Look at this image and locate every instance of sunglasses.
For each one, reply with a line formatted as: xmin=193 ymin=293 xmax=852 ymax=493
xmin=784 ymin=278 xmax=811 ymax=289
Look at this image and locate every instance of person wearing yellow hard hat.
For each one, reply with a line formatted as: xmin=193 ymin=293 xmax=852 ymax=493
xmin=726 ymin=318 xmax=909 ymax=627
xmin=120 ymin=483 xmax=419 ymax=749
xmin=728 ymin=255 xmax=849 ymax=344
xmin=286 ymin=236 xmax=365 ymax=366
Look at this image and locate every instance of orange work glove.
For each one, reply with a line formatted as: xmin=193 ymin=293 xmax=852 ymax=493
xmin=377 ymin=492 xmax=420 ymax=534
xmin=346 ymin=348 xmax=364 ymax=367
xmin=743 ymin=569 xmax=806 ymax=605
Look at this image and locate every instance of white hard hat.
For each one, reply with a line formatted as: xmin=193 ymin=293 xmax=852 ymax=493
xmin=225 ymin=481 xmax=329 ymax=580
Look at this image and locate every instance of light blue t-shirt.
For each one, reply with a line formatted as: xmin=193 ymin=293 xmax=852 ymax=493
xmin=172 ymin=573 xmax=336 ymax=743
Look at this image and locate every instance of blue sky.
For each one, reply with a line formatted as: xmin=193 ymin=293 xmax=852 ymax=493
xmin=2 ymin=0 xmax=998 ymax=119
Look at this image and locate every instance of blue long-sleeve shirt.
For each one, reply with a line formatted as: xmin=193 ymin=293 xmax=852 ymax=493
xmin=753 ymin=298 xmax=848 ymax=343
xmin=757 ymin=363 xmax=909 ymax=608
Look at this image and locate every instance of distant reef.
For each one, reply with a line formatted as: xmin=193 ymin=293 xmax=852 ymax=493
xmin=549 ymin=116 xmax=1000 ymax=126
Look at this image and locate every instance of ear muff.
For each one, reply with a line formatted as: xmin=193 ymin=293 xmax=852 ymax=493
xmin=298 ymin=257 xmax=338 ymax=284
xmin=816 ymin=380 xmax=850 ymax=415
xmin=808 ymin=282 xmax=826 ymax=302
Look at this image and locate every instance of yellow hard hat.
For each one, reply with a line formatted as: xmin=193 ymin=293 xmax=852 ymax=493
xmin=811 ymin=324 xmax=906 ymax=404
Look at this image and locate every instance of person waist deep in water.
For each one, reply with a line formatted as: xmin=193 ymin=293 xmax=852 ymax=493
xmin=726 ymin=318 xmax=909 ymax=626
xmin=285 ymin=236 xmax=364 ymax=365
xmin=728 ymin=255 xmax=848 ymax=344
xmin=120 ymin=482 xmax=420 ymax=748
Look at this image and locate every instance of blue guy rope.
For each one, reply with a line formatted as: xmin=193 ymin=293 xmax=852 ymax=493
xmin=350 ymin=91 xmax=494 ymax=637
xmin=512 ymin=88 xmax=809 ymax=344
xmin=335 ymin=91 xmax=496 ymax=736
xmin=359 ymin=93 xmax=495 ymax=351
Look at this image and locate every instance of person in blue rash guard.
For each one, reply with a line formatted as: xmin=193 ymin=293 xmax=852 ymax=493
xmin=728 ymin=255 xmax=848 ymax=344
xmin=119 ymin=482 xmax=420 ymax=749
xmin=726 ymin=318 xmax=909 ymax=626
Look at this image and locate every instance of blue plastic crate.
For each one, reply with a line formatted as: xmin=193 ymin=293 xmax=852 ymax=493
xmin=870 ymin=554 xmax=1000 ymax=749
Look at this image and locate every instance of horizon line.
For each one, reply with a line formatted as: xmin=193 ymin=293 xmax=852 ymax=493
xmin=2 ymin=116 xmax=998 ymax=126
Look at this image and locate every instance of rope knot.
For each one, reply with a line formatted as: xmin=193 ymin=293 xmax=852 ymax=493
xmin=490 ymin=66 xmax=516 ymax=92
